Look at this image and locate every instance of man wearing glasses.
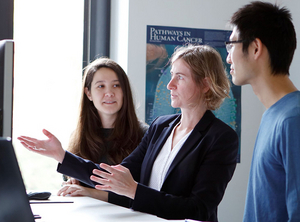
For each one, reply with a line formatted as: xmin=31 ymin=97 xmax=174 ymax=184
xmin=226 ymin=1 xmax=300 ymax=222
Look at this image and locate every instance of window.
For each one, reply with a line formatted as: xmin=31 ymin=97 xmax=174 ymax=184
xmin=13 ymin=0 xmax=84 ymax=191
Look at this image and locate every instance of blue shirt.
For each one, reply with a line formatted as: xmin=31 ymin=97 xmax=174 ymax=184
xmin=243 ymin=91 xmax=300 ymax=222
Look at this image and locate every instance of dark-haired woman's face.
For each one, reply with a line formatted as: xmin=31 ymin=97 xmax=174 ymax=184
xmin=84 ymin=67 xmax=123 ymax=124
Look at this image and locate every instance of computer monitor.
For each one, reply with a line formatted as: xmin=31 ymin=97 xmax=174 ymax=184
xmin=0 ymin=39 xmax=14 ymax=138
xmin=0 ymin=137 xmax=35 ymax=222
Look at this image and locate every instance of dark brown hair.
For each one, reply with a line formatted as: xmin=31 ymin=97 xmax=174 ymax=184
xmin=68 ymin=57 xmax=144 ymax=164
xmin=230 ymin=1 xmax=296 ymax=75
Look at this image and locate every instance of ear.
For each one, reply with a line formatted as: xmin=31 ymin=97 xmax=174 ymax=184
xmin=202 ymin=77 xmax=211 ymax=94
xmin=251 ymin=38 xmax=263 ymax=60
xmin=84 ymin=87 xmax=92 ymax=101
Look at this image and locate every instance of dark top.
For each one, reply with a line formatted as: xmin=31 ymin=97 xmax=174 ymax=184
xmin=97 ymin=121 xmax=149 ymax=164
xmin=62 ymin=121 xmax=148 ymax=182
xmin=57 ymin=111 xmax=239 ymax=221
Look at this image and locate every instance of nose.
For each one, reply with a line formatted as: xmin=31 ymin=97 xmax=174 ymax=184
xmin=226 ymin=52 xmax=232 ymax=64
xmin=105 ymin=88 xmax=114 ymax=97
xmin=167 ymin=77 xmax=175 ymax=90
xmin=105 ymin=92 xmax=114 ymax=97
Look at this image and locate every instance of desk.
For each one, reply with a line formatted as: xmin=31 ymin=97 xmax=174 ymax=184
xmin=30 ymin=195 xmax=183 ymax=222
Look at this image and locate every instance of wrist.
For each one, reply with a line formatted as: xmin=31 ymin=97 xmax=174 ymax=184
xmin=129 ymin=182 xmax=138 ymax=200
xmin=57 ymin=149 xmax=66 ymax=164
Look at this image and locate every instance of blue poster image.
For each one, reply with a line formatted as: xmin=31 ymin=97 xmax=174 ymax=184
xmin=146 ymin=25 xmax=241 ymax=162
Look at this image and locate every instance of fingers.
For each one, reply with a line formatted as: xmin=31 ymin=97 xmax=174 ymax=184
xmin=18 ymin=135 xmax=36 ymax=142
xmin=68 ymin=189 xmax=83 ymax=197
xmin=92 ymin=164 xmax=128 ymax=183
xmin=90 ymin=167 xmax=112 ymax=191
xmin=57 ymin=185 xmax=68 ymax=196
xmin=42 ymin=129 xmax=54 ymax=139
xmin=17 ymin=136 xmax=37 ymax=146
xmin=18 ymin=139 xmax=45 ymax=153
xmin=18 ymin=140 xmax=38 ymax=152
xmin=99 ymin=163 xmax=126 ymax=175
xmin=57 ymin=184 xmax=84 ymax=197
xmin=18 ymin=140 xmax=31 ymax=150
xmin=17 ymin=133 xmax=43 ymax=151
xmin=17 ymin=129 xmax=53 ymax=147
xmin=90 ymin=164 xmax=137 ymax=199
xmin=111 ymin=164 xmax=127 ymax=171
xmin=94 ymin=164 xmax=128 ymax=184
xmin=90 ymin=172 xmax=112 ymax=189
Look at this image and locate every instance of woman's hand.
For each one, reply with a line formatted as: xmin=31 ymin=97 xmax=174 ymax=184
xmin=57 ymin=184 xmax=108 ymax=201
xmin=58 ymin=184 xmax=91 ymax=197
xmin=17 ymin=129 xmax=65 ymax=163
xmin=90 ymin=163 xmax=138 ymax=200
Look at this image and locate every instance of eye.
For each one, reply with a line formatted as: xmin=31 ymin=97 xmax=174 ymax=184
xmin=178 ymin=75 xmax=183 ymax=80
xmin=113 ymin=84 xmax=120 ymax=88
xmin=226 ymin=44 xmax=232 ymax=53
xmin=97 ymin=84 xmax=104 ymax=88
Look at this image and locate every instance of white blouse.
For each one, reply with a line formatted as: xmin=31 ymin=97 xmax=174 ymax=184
xmin=148 ymin=123 xmax=192 ymax=191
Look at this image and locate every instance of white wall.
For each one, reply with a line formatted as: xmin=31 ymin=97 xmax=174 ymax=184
xmin=110 ymin=1 xmax=300 ymax=221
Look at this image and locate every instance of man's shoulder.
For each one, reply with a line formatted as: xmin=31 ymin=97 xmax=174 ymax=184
xmin=279 ymin=91 xmax=300 ymax=117
xmin=270 ymin=91 xmax=300 ymax=115
xmin=267 ymin=93 xmax=300 ymax=129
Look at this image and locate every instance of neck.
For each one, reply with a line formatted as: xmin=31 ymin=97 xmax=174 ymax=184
xmin=179 ymin=105 xmax=207 ymax=130
xmin=99 ymin=113 xmax=117 ymax=128
xmin=251 ymin=73 xmax=298 ymax=109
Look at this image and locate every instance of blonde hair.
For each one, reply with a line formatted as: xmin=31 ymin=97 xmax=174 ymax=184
xmin=171 ymin=44 xmax=230 ymax=110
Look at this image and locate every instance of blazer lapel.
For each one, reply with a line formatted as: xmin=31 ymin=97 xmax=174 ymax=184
xmin=142 ymin=116 xmax=181 ymax=185
xmin=163 ymin=110 xmax=215 ymax=183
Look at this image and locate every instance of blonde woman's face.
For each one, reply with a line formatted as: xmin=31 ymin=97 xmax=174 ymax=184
xmin=167 ymin=58 xmax=203 ymax=109
xmin=84 ymin=67 xmax=123 ymax=122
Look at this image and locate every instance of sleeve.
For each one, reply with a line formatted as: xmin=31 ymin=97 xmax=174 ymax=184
xmin=108 ymin=126 xmax=152 ymax=207
xmin=57 ymin=123 xmax=153 ymax=208
xmin=57 ymin=151 xmax=101 ymax=187
xmin=281 ymin=115 xmax=300 ymax=221
xmin=57 ymin=115 xmax=160 ymax=185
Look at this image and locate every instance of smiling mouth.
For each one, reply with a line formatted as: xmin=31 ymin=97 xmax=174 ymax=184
xmin=103 ymin=101 xmax=116 ymax=104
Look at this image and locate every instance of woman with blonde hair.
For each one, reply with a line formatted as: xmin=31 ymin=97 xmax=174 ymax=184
xmin=19 ymin=45 xmax=238 ymax=221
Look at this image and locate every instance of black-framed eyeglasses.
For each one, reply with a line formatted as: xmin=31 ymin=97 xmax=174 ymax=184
xmin=225 ymin=40 xmax=244 ymax=53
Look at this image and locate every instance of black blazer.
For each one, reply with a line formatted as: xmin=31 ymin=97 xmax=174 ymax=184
xmin=57 ymin=111 xmax=238 ymax=221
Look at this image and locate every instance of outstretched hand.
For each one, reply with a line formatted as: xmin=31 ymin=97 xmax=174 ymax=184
xmin=90 ymin=163 xmax=138 ymax=200
xmin=17 ymin=129 xmax=65 ymax=163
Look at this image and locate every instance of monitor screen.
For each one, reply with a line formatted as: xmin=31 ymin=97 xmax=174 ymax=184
xmin=0 ymin=137 xmax=35 ymax=222
xmin=0 ymin=39 xmax=14 ymax=138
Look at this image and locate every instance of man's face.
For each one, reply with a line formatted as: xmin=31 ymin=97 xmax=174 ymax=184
xmin=226 ymin=27 xmax=253 ymax=86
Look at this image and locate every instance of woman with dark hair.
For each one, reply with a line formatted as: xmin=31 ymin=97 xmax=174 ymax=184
xmin=67 ymin=57 xmax=147 ymax=165
xmin=18 ymin=45 xmax=238 ymax=221
xmin=37 ymin=57 xmax=148 ymax=199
